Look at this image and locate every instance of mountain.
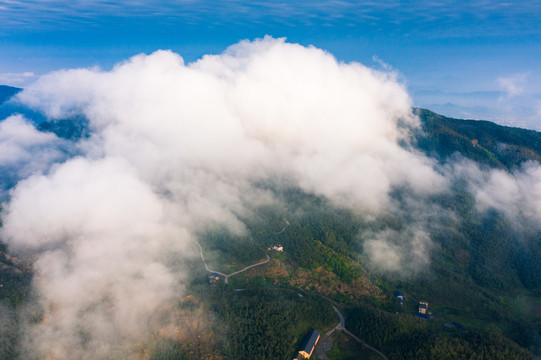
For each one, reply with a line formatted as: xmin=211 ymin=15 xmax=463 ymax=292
xmin=0 ymin=85 xmax=48 ymax=123
xmin=0 ymin=85 xmax=21 ymax=104
xmin=1 ymin=109 xmax=540 ymax=359
xmin=214 ymin=110 xmax=541 ymax=359
xmin=414 ymin=108 xmax=541 ymax=170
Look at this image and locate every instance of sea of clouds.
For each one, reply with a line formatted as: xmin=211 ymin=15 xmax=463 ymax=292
xmin=1 ymin=37 xmax=540 ymax=359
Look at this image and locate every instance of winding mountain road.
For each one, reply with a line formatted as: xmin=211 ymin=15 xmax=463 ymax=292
xmin=192 ymin=241 xmax=228 ymax=277
xmin=192 ymin=217 xmax=387 ymax=360
xmin=193 ymin=241 xmax=270 ymax=284
xmin=224 ymin=255 xmax=270 ymax=283
xmin=342 ymin=327 xmax=389 ymax=360
xmin=326 ymin=306 xmax=345 ymax=336
xmin=327 ymin=305 xmax=388 ymax=360
xmin=275 ymin=218 xmax=290 ymax=234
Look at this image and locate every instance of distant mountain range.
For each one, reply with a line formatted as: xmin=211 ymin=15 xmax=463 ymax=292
xmin=0 ymin=85 xmax=21 ymax=104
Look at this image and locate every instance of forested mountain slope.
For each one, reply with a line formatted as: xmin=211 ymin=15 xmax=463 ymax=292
xmin=1 ymin=106 xmax=540 ymax=359
xmin=414 ymin=108 xmax=541 ymax=169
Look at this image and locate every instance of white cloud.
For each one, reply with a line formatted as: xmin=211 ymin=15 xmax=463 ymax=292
xmin=449 ymin=159 xmax=541 ymax=228
xmin=364 ymin=237 xmax=403 ymax=272
xmin=0 ymin=115 xmax=58 ymax=166
xmin=3 ymin=37 xmax=447 ymax=358
xmin=0 ymin=71 xmax=34 ymax=86
xmin=363 ymin=228 xmax=432 ymax=275
xmin=18 ymin=37 xmax=445 ymax=212
xmin=498 ymin=73 xmax=526 ymax=98
xmin=0 ymin=115 xmax=69 ymax=198
xmin=2 ymin=157 xmax=188 ymax=359
xmin=478 ymin=163 xmax=541 ymax=223
xmin=6 ymin=34 xmax=541 ymax=359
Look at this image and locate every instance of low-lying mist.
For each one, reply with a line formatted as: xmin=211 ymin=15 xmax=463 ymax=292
xmin=1 ymin=36 xmax=540 ymax=358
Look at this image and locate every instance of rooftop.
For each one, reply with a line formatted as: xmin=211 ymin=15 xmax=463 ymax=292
xmin=299 ymin=329 xmax=320 ymax=356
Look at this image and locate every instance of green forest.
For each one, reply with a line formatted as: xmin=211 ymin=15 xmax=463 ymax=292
xmin=347 ymin=304 xmax=535 ymax=360
xmin=1 ymin=109 xmax=541 ymax=359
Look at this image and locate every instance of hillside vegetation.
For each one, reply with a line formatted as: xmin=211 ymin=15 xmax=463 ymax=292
xmin=414 ymin=108 xmax=541 ymax=169
xmin=1 ymin=108 xmax=541 ymax=359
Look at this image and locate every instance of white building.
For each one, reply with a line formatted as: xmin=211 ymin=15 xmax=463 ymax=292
xmin=272 ymin=244 xmax=284 ymax=252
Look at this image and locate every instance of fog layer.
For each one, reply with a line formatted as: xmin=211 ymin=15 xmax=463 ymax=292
xmin=1 ymin=37 xmax=537 ymax=358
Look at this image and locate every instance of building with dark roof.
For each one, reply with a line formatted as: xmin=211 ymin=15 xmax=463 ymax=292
xmin=416 ymin=301 xmax=430 ymax=319
xmin=297 ymin=329 xmax=320 ymax=359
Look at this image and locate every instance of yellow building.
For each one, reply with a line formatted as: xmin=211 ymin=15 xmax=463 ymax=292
xmin=297 ymin=329 xmax=320 ymax=359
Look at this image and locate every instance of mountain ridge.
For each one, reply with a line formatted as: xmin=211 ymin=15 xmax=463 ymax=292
xmin=0 ymin=85 xmax=21 ymax=104
xmin=414 ymin=107 xmax=541 ymax=170
xmin=1 ymin=102 xmax=540 ymax=359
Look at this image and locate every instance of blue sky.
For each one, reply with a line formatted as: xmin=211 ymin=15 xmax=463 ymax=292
xmin=1 ymin=0 xmax=540 ymax=128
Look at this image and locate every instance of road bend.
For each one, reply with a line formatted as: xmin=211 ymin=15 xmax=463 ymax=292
xmin=193 ymin=240 xmax=270 ymax=284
